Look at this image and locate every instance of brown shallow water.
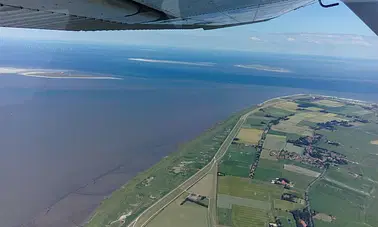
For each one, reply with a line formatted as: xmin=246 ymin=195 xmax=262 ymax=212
xmin=0 ymin=74 xmax=377 ymax=227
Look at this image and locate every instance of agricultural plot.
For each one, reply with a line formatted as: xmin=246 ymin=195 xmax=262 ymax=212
xmin=188 ymin=173 xmax=214 ymax=197
xmin=260 ymin=148 xmax=278 ymax=161
xmin=219 ymin=145 xmax=258 ymax=177
xmin=236 ymin=128 xmax=263 ymax=145
xmin=254 ymin=159 xmax=283 ymax=182
xmin=268 ymin=130 xmax=302 ymax=141
xmin=271 ymin=121 xmax=313 ymax=137
xmin=313 ymin=100 xmax=345 ymax=107
xmin=263 ymin=134 xmax=287 ymax=151
xmin=309 ymin=180 xmax=370 ymax=227
xmin=217 ymin=207 xmax=232 ymax=226
xmin=273 ymin=199 xmax=304 ymax=211
xmin=306 ymin=107 xmax=324 ymax=112
xmin=274 ymin=210 xmax=296 ymax=227
xmin=317 ymin=127 xmax=378 ymax=168
xmin=217 ymin=194 xmax=271 ymax=210
xmin=218 ymin=176 xmax=283 ymax=201
xmin=287 ymin=112 xmax=317 ymax=124
xmin=281 ymin=169 xmax=315 ymax=190
xmin=285 ymin=143 xmax=304 ymax=154
xmin=273 ymin=101 xmax=298 ymax=112
xmin=244 ymin=115 xmax=271 ymax=129
xmin=284 ymin=164 xmax=320 ymax=177
xmin=325 ymin=167 xmax=375 ymax=195
xmin=146 ymin=193 xmax=208 ymax=227
xmin=231 ymin=205 xmax=273 ymax=227
xmin=255 ymin=107 xmax=293 ymax=118
xmin=306 ymin=112 xmax=346 ymax=123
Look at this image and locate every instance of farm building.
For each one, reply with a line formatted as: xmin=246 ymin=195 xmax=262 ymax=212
xmin=271 ymin=177 xmax=293 ymax=188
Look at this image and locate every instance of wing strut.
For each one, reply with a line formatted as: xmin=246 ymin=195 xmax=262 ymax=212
xmin=318 ymin=0 xmax=339 ymax=8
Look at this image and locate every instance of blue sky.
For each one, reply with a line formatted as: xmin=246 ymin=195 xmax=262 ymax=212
xmin=1 ymin=1 xmax=377 ymax=58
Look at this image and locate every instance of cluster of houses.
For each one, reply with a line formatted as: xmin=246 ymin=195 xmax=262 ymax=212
xmin=271 ymin=178 xmax=294 ymax=189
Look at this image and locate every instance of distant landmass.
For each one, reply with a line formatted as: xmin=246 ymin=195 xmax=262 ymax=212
xmin=235 ymin=64 xmax=291 ymax=73
xmin=0 ymin=67 xmax=122 ymax=80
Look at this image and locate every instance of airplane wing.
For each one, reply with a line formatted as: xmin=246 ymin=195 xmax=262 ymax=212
xmin=0 ymin=0 xmax=376 ymax=34
xmin=0 ymin=0 xmax=315 ymax=31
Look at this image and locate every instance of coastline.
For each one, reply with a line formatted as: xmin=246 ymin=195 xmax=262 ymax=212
xmin=84 ymin=94 xmax=306 ymax=227
xmin=0 ymin=67 xmax=122 ymax=80
xmin=84 ymin=103 xmax=258 ymax=227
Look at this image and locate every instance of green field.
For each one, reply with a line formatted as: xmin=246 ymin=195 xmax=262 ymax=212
xmin=254 ymin=106 xmax=294 ymax=118
xmin=267 ymin=129 xmax=302 ymax=141
xmin=219 ymin=144 xmax=258 ymax=177
xmin=263 ymin=134 xmax=287 ymax=151
xmin=216 ymin=95 xmax=378 ymax=227
xmin=285 ymin=143 xmax=304 ymax=154
xmin=273 ymin=199 xmax=304 ymax=211
xmin=325 ymin=166 xmax=375 ymax=195
xmin=254 ymin=159 xmax=283 ymax=182
xmin=231 ymin=205 xmax=273 ymax=227
xmin=309 ymin=180 xmax=369 ymax=226
xmin=274 ymin=210 xmax=296 ymax=227
xmin=281 ymin=169 xmax=315 ymax=190
xmin=217 ymin=194 xmax=271 ymax=210
xmin=244 ymin=115 xmax=271 ymax=129
xmin=217 ymin=207 xmax=232 ymax=226
xmin=218 ymin=176 xmax=283 ymax=201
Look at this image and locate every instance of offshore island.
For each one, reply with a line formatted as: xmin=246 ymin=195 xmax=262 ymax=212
xmin=86 ymin=94 xmax=378 ymax=227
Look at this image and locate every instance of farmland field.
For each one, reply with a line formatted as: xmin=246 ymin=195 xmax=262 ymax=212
xmin=146 ymin=193 xmax=208 ymax=227
xmin=274 ymin=210 xmax=296 ymax=227
xmin=217 ymin=208 xmax=232 ymax=226
xmin=263 ymin=134 xmax=287 ymax=151
xmin=236 ymin=128 xmax=263 ymax=145
xmin=255 ymin=106 xmax=293 ymax=118
xmin=244 ymin=116 xmax=271 ymax=129
xmin=273 ymin=199 xmax=304 ymax=211
xmin=98 ymin=95 xmax=378 ymax=227
xmin=273 ymin=101 xmax=298 ymax=112
xmin=313 ymin=100 xmax=345 ymax=107
xmin=217 ymin=194 xmax=271 ymax=210
xmin=231 ymin=205 xmax=273 ymax=227
xmin=285 ymin=143 xmax=304 ymax=154
xmin=281 ymin=169 xmax=315 ymax=190
xmin=309 ymin=180 xmax=370 ymax=226
xmin=188 ymin=173 xmax=214 ymax=196
xmin=271 ymin=121 xmax=313 ymax=136
xmin=217 ymin=96 xmax=378 ymax=227
xmin=260 ymin=148 xmax=278 ymax=161
xmin=218 ymin=176 xmax=283 ymax=201
xmin=219 ymin=144 xmax=258 ymax=177
xmin=254 ymin=159 xmax=283 ymax=182
xmin=284 ymin=164 xmax=320 ymax=177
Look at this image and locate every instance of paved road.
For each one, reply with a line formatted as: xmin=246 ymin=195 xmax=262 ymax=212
xmin=304 ymin=167 xmax=327 ymax=227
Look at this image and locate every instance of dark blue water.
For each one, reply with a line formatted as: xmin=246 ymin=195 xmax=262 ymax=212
xmin=0 ymin=38 xmax=377 ymax=227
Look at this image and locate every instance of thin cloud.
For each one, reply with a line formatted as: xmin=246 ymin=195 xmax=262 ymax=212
xmin=250 ymin=36 xmax=261 ymax=41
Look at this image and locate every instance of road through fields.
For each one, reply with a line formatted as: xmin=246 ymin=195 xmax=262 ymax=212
xmin=131 ymin=111 xmax=251 ymax=227
xmin=131 ymin=98 xmax=284 ymax=227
